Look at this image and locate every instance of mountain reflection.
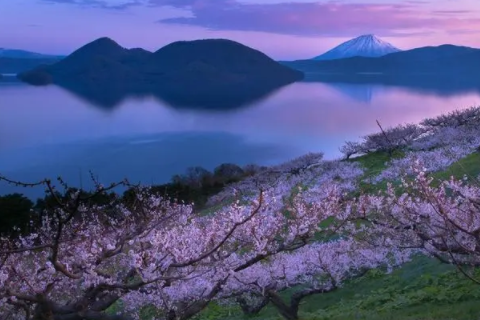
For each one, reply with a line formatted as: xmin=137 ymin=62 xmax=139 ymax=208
xmin=53 ymin=73 xmax=480 ymax=109
xmin=3 ymin=77 xmax=480 ymax=200
xmin=56 ymin=81 xmax=287 ymax=110
xmin=303 ymin=73 xmax=480 ymax=102
xmin=322 ymin=83 xmax=379 ymax=104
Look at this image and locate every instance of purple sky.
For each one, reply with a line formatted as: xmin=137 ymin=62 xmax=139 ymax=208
xmin=1 ymin=0 xmax=480 ymax=59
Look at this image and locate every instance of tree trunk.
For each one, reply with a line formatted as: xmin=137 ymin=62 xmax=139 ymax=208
xmin=266 ymin=286 xmax=338 ymax=320
xmin=266 ymin=291 xmax=299 ymax=320
xmin=236 ymin=296 xmax=269 ymax=316
xmin=166 ymin=280 xmax=227 ymax=320
xmin=33 ymin=301 xmax=55 ymax=320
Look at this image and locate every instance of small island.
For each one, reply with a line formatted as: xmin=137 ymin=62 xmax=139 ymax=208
xmin=18 ymin=37 xmax=304 ymax=109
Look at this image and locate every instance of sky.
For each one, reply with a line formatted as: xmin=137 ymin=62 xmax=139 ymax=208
xmin=1 ymin=0 xmax=480 ymax=60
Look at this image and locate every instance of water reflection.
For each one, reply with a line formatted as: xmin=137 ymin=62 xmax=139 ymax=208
xmin=56 ymin=80 xmax=286 ymax=110
xmin=322 ymin=82 xmax=382 ymax=104
xmin=1 ymin=78 xmax=480 ymax=197
xmin=304 ymin=73 xmax=480 ymax=99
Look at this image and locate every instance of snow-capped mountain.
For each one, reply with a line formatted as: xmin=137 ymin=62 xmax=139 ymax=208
xmin=313 ymin=34 xmax=401 ymax=60
xmin=0 ymin=48 xmax=63 ymax=59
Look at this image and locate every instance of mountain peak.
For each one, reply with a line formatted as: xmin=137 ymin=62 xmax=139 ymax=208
xmin=83 ymin=37 xmax=123 ymax=51
xmin=313 ymin=35 xmax=401 ymax=60
xmin=68 ymin=37 xmax=125 ymax=59
xmin=359 ymin=34 xmax=375 ymax=38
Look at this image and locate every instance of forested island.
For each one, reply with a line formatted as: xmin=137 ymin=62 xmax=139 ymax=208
xmin=15 ymin=38 xmax=303 ymax=109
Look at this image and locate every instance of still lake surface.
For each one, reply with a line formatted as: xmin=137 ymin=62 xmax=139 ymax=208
xmin=1 ymin=76 xmax=480 ymax=197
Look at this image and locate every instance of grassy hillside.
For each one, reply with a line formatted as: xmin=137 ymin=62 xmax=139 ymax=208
xmin=190 ymin=150 xmax=480 ymax=320
xmin=433 ymin=152 xmax=480 ymax=181
xmin=194 ymin=256 xmax=480 ymax=320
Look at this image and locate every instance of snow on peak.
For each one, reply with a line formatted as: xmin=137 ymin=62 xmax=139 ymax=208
xmin=313 ymin=34 xmax=401 ymax=60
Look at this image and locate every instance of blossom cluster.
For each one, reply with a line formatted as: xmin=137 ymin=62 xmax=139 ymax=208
xmin=354 ymin=162 xmax=480 ymax=268
xmin=340 ymin=106 xmax=480 ymax=162
xmin=371 ymin=126 xmax=480 ymax=184
xmin=0 ymin=172 xmax=352 ymax=319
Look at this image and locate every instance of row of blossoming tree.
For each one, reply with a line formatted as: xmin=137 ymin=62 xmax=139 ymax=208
xmin=1 ymin=106 xmax=479 ymax=320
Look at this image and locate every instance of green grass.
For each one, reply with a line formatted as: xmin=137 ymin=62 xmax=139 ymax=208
xmin=349 ymin=151 xmax=404 ymax=178
xmin=433 ymin=152 xmax=480 ymax=182
xmin=195 ymin=257 xmax=480 ymax=320
xmin=349 ymin=150 xmax=480 ymax=195
xmin=348 ymin=150 xmax=405 ymax=195
xmin=127 ymin=151 xmax=480 ymax=320
xmin=193 ymin=151 xmax=480 ymax=320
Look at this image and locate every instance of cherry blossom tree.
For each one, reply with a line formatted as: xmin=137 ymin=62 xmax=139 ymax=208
xmin=354 ymin=161 xmax=480 ymax=284
xmin=369 ymin=125 xmax=480 ymax=184
xmin=340 ymin=107 xmax=480 ymax=162
xmin=0 ymin=170 xmax=351 ymax=320
xmin=339 ymin=141 xmax=365 ymax=160
xmin=223 ymin=240 xmax=413 ymax=320
xmin=420 ymin=106 xmax=480 ymax=129
xmin=3 ymin=106 xmax=478 ymax=320
xmin=206 ymin=155 xmax=363 ymax=209
xmin=340 ymin=123 xmax=424 ymax=159
xmin=410 ymin=126 xmax=480 ymax=152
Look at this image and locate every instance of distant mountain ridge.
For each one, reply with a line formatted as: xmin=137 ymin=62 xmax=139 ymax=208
xmin=313 ymin=35 xmax=401 ymax=60
xmin=284 ymin=44 xmax=480 ymax=75
xmin=0 ymin=57 xmax=62 ymax=74
xmin=280 ymin=43 xmax=480 ymax=97
xmin=0 ymin=48 xmax=63 ymax=73
xmin=0 ymin=48 xmax=64 ymax=59
xmin=18 ymin=37 xmax=303 ymax=109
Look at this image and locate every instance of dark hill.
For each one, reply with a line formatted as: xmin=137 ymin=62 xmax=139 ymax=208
xmin=282 ymin=44 xmax=480 ymax=75
xmin=66 ymin=37 xmax=125 ymax=59
xmin=18 ymin=37 xmax=302 ymax=109
xmin=35 ymin=37 xmax=150 ymax=84
xmin=147 ymin=39 xmax=299 ymax=82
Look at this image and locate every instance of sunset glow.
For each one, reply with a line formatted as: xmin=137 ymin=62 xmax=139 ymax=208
xmin=1 ymin=0 xmax=480 ymax=59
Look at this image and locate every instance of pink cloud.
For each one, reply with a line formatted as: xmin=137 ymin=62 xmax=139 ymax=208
xmin=3 ymin=0 xmax=480 ymax=59
xmin=154 ymin=1 xmax=480 ymax=37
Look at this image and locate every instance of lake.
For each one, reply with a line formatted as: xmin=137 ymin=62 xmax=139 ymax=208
xmin=1 ymin=77 xmax=479 ymax=198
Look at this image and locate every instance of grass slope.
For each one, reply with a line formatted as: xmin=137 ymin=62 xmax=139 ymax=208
xmin=191 ymin=151 xmax=480 ymax=320
xmin=433 ymin=152 xmax=480 ymax=181
xmin=194 ymin=256 xmax=480 ymax=320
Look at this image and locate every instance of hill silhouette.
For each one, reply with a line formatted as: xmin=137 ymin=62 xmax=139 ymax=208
xmin=18 ymin=37 xmax=303 ymax=109
xmin=0 ymin=47 xmax=64 ymax=59
xmin=282 ymin=44 xmax=480 ymax=75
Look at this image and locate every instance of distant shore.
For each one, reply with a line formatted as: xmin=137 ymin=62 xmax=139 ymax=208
xmin=0 ymin=73 xmax=18 ymax=78
xmin=0 ymin=74 xmax=21 ymax=83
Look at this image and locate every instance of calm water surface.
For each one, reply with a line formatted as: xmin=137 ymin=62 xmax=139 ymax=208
xmin=1 ymin=79 xmax=479 ymax=197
